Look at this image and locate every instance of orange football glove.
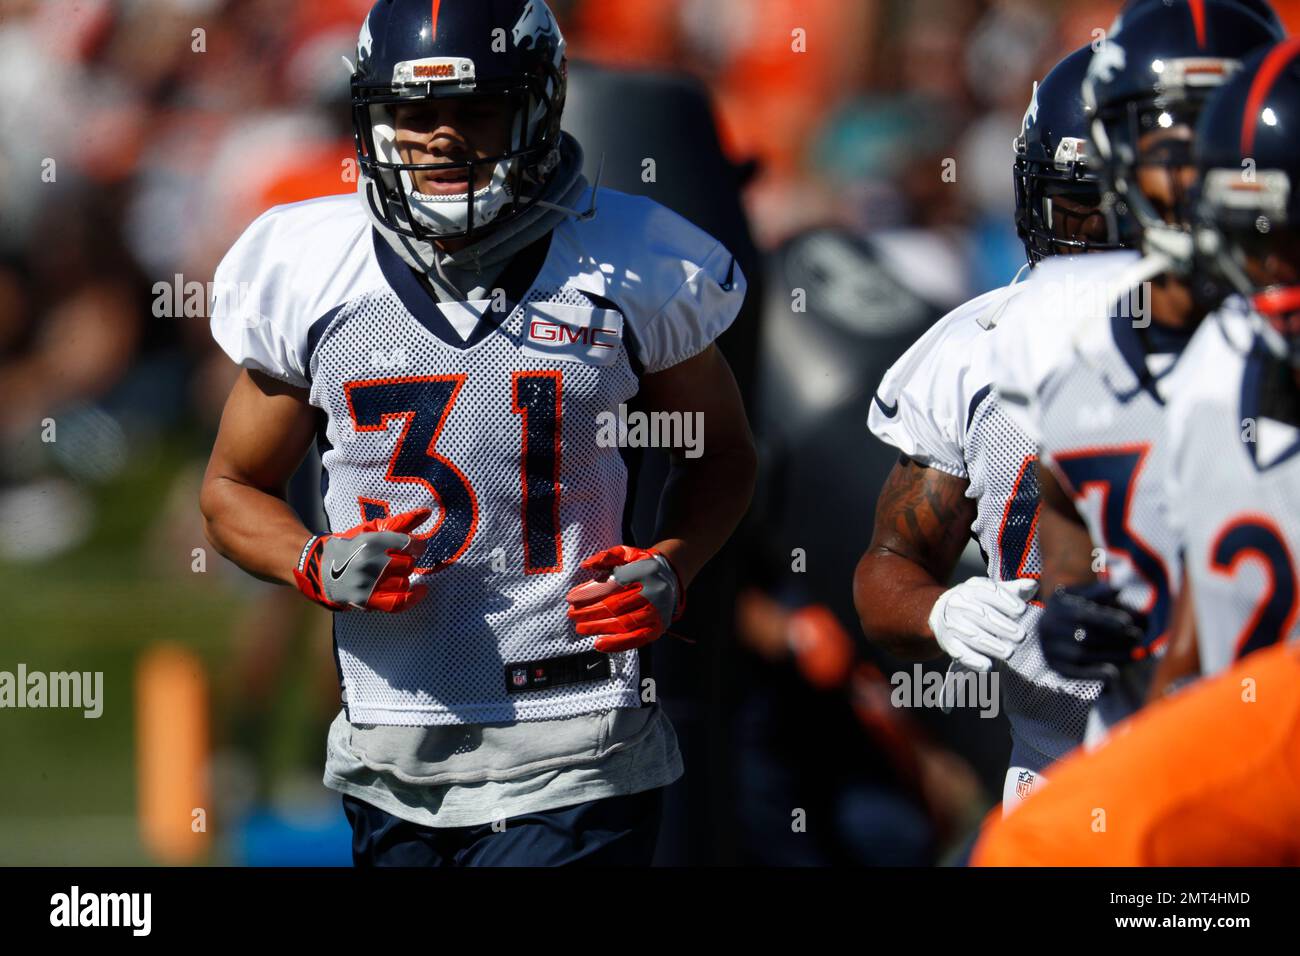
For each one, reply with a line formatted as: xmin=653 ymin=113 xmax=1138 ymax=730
xmin=565 ymin=546 xmax=685 ymax=653
xmin=293 ymin=508 xmax=430 ymax=613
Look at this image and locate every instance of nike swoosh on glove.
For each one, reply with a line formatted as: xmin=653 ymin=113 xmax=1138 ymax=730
xmin=565 ymin=546 xmax=685 ymax=653
xmin=928 ymin=577 xmax=1039 ymax=672
xmin=1039 ymin=582 xmax=1148 ymax=682
xmin=293 ymin=508 xmax=430 ymax=613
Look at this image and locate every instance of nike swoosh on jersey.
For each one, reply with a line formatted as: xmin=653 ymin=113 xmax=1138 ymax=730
xmin=721 ymin=257 xmax=738 ymax=292
xmin=873 ymin=392 xmax=900 ymax=418
xmin=330 ymin=543 xmax=368 ymax=580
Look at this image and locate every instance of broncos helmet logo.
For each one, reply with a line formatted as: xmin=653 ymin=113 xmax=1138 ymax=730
xmin=1087 ymin=37 xmax=1126 ymax=86
xmin=512 ymin=0 xmax=563 ymax=62
xmin=357 ymin=12 xmax=374 ymax=70
xmin=1020 ymin=80 xmax=1041 ymax=138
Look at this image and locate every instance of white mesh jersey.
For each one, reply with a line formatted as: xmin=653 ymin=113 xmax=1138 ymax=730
xmin=210 ymin=190 xmax=745 ymax=726
xmin=1166 ymin=313 xmax=1300 ymax=676
xmin=870 ymin=282 xmax=1101 ymax=766
xmin=990 ymin=252 xmax=1194 ymax=647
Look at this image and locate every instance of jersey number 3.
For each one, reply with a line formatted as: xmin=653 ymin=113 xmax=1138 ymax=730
xmin=344 ymin=373 xmax=563 ymax=575
xmin=1053 ymin=444 xmax=1172 ymax=641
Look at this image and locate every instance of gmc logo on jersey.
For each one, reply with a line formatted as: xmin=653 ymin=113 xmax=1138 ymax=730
xmin=413 ymin=63 xmax=456 ymax=78
xmin=528 ymin=320 xmax=618 ymax=349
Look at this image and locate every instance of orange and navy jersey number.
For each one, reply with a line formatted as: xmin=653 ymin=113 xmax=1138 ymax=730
xmin=342 ymin=371 xmax=565 ymax=575
xmin=1210 ymin=514 xmax=1300 ymax=660
xmin=997 ymin=453 xmax=1042 ymax=600
xmin=1052 ymin=444 xmax=1173 ymax=643
xmin=511 ymin=370 xmax=564 ymax=575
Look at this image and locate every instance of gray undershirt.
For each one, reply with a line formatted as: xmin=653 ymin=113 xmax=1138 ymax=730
xmin=323 ymin=703 xmax=683 ymax=828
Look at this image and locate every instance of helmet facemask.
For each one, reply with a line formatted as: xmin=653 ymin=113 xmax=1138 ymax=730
xmin=1087 ymin=55 xmax=1243 ymax=270
xmin=1014 ymin=135 xmax=1124 ymax=263
xmin=352 ymin=58 xmax=565 ymax=245
xmin=1200 ymin=167 xmax=1300 ymax=365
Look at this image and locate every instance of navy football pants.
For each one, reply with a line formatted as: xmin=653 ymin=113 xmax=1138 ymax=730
xmin=342 ymin=788 xmax=664 ymax=866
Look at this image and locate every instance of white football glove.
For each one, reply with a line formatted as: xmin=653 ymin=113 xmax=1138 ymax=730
xmin=928 ymin=577 xmax=1039 ymax=672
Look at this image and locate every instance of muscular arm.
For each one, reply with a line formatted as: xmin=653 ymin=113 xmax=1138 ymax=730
xmin=636 ymin=344 xmax=758 ymax=587
xmin=853 ymin=456 xmax=976 ymax=660
xmin=1148 ymin=568 xmax=1201 ymax=701
xmin=1037 ymin=460 xmax=1098 ymax=599
xmin=199 ymin=369 xmax=319 ymax=586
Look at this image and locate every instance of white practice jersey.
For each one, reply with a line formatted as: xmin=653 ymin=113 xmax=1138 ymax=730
xmin=210 ymin=190 xmax=745 ymax=726
xmin=869 ymin=283 xmax=1101 ymax=766
xmin=991 ymin=251 xmax=1193 ymax=647
xmin=1166 ymin=312 xmax=1300 ymax=675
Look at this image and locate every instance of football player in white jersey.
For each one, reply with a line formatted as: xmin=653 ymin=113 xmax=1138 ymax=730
xmin=1153 ymin=40 xmax=1300 ymax=693
xmin=856 ymin=47 xmax=1123 ymax=813
xmin=989 ymin=0 xmax=1281 ymax=736
xmin=199 ymin=0 xmax=756 ymax=866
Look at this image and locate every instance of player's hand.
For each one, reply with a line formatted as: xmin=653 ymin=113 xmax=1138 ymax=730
xmin=928 ymin=577 xmax=1039 ymax=672
xmin=565 ymin=545 xmax=685 ymax=653
xmin=1039 ymin=582 xmax=1147 ymax=682
xmin=293 ymin=508 xmax=430 ymax=613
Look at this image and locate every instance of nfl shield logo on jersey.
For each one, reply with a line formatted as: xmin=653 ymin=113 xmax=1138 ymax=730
xmin=511 ymin=667 xmax=529 ymax=689
xmin=1015 ymin=770 xmax=1036 ymax=800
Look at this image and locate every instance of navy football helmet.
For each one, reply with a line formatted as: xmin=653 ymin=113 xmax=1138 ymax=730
xmin=1120 ymin=0 xmax=1286 ymax=37
xmin=1083 ymin=0 xmax=1281 ymax=268
xmin=351 ymin=0 xmax=568 ymax=243
xmin=1014 ymin=45 xmax=1126 ymax=263
xmin=1196 ymin=38 xmax=1300 ymax=362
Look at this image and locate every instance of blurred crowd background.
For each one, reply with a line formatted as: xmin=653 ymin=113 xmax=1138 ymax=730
xmin=5 ymin=0 xmax=1299 ymax=865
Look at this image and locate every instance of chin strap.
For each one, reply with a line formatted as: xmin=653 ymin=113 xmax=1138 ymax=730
xmin=978 ymin=261 xmax=1033 ymax=331
xmin=532 ymin=152 xmax=603 ymax=223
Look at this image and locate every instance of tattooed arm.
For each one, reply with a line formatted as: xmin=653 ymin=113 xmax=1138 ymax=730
xmin=853 ymin=455 xmax=977 ymax=659
xmin=1036 ymin=460 xmax=1099 ymax=599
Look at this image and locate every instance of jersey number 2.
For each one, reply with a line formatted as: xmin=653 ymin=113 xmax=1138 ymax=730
xmin=344 ymin=373 xmax=563 ymax=575
xmin=1210 ymin=516 xmax=1299 ymax=659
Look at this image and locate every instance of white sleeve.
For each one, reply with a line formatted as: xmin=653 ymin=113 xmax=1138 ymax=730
xmin=637 ymin=239 xmax=745 ymax=374
xmin=598 ymin=196 xmax=745 ymax=375
xmin=987 ymin=302 xmax=1045 ymax=443
xmin=209 ymin=209 xmax=313 ymax=387
xmin=867 ymin=307 xmax=986 ymax=478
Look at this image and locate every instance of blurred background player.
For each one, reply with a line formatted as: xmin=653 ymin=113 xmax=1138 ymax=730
xmin=1153 ymin=38 xmax=1300 ymax=696
xmin=857 ymin=47 xmax=1116 ymax=814
xmin=990 ymin=0 xmax=1283 ymax=740
xmin=200 ymin=0 xmax=757 ymax=866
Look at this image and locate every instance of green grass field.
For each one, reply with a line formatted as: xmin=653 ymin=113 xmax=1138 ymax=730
xmin=0 ymin=439 xmax=323 ymax=864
